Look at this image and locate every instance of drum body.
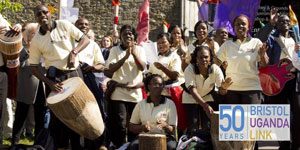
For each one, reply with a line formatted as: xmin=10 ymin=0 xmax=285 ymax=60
xmin=211 ymin=111 xmax=255 ymax=150
xmin=139 ymin=133 xmax=166 ymax=150
xmin=0 ymin=32 xmax=23 ymax=99
xmin=47 ymin=77 xmax=104 ymax=140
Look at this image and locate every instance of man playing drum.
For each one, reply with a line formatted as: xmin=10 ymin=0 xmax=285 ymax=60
xmin=28 ymin=4 xmax=90 ymax=150
xmin=0 ymin=13 xmax=22 ymax=147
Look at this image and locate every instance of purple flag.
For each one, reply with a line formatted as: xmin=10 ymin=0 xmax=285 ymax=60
xmin=198 ymin=0 xmax=209 ymax=21
xmin=213 ymin=0 xmax=261 ymax=35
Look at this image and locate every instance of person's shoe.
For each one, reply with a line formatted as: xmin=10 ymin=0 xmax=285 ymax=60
xmin=99 ymin=145 xmax=108 ymax=150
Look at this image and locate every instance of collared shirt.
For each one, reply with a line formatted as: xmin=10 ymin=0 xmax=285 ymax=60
xmin=148 ymin=50 xmax=184 ymax=86
xmin=78 ymin=40 xmax=105 ymax=66
xmin=186 ymin=40 xmax=220 ymax=63
xmin=217 ymin=38 xmax=263 ymax=91
xmin=105 ymin=45 xmax=146 ymax=102
xmin=29 ymin=20 xmax=84 ymax=70
xmin=130 ymin=97 xmax=177 ymax=127
xmin=182 ymin=64 xmax=224 ymax=104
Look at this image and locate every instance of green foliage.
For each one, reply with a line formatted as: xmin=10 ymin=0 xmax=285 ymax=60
xmin=0 ymin=0 xmax=24 ymax=13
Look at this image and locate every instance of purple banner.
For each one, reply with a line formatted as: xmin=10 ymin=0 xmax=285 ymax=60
xmin=213 ymin=0 xmax=261 ymax=35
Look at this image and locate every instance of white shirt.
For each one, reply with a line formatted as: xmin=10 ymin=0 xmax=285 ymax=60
xmin=182 ymin=64 xmax=224 ymax=104
xmin=217 ymin=38 xmax=263 ymax=91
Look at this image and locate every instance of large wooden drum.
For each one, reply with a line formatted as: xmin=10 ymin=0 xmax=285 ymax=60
xmin=0 ymin=32 xmax=23 ymax=99
xmin=47 ymin=77 xmax=104 ymax=140
xmin=211 ymin=111 xmax=255 ymax=150
xmin=139 ymin=133 xmax=167 ymax=150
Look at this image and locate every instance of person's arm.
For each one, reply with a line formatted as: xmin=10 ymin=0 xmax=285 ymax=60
xmin=30 ymin=65 xmax=63 ymax=92
xmin=258 ymin=43 xmax=269 ymax=67
xmin=154 ymin=62 xmax=179 ymax=81
xmin=131 ymin=45 xmax=146 ymax=71
xmin=106 ymin=49 xmax=130 ymax=74
xmin=188 ymin=86 xmax=213 ymax=117
xmin=129 ymin=123 xmax=150 ymax=134
xmin=255 ymin=7 xmax=278 ymax=42
xmin=68 ymin=35 xmax=90 ymax=69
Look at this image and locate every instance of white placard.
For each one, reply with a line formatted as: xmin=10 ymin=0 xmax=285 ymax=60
xmin=60 ymin=7 xmax=79 ymax=23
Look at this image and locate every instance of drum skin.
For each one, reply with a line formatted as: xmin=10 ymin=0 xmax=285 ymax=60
xmin=47 ymin=77 xmax=104 ymax=140
xmin=0 ymin=32 xmax=23 ymax=99
xmin=139 ymin=134 xmax=167 ymax=150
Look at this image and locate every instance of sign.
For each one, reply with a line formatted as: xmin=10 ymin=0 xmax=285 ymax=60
xmin=219 ymin=104 xmax=290 ymax=141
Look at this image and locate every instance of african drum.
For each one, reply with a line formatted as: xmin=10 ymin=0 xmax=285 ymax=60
xmin=139 ymin=133 xmax=167 ymax=150
xmin=211 ymin=111 xmax=255 ymax=150
xmin=0 ymin=32 xmax=23 ymax=68
xmin=46 ymin=77 xmax=104 ymax=140
xmin=0 ymin=32 xmax=23 ymax=99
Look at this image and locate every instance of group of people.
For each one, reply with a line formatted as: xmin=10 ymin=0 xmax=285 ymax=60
xmin=0 ymin=3 xmax=299 ymax=150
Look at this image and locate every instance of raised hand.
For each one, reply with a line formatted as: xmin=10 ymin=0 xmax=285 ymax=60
xmin=270 ymin=6 xmax=279 ymax=26
xmin=259 ymin=43 xmax=268 ymax=55
xmin=221 ymin=77 xmax=233 ymax=90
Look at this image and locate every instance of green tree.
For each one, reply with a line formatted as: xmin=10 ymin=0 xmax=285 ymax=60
xmin=0 ymin=0 xmax=23 ymax=14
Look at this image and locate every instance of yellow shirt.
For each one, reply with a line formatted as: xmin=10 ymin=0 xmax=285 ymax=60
xmin=148 ymin=51 xmax=184 ymax=86
xmin=130 ymin=97 xmax=177 ymax=127
xmin=182 ymin=64 xmax=224 ymax=104
xmin=186 ymin=41 xmax=220 ymax=63
xmin=106 ymin=45 xmax=146 ymax=102
xmin=78 ymin=40 xmax=104 ymax=66
xmin=217 ymin=38 xmax=262 ymax=91
xmin=29 ymin=20 xmax=84 ymax=70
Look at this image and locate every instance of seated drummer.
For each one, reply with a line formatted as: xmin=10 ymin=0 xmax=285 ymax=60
xmin=128 ymin=74 xmax=177 ymax=150
xmin=28 ymin=4 xmax=90 ymax=150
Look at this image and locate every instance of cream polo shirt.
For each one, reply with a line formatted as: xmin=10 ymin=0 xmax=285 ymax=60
xmin=130 ymin=97 xmax=177 ymax=127
xmin=0 ymin=14 xmax=11 ymax=67
xmin=186 ymin=41 xmax=220 ymax=63
xmin=148 ymin=51 xmax=184 ymax=86
xmin=217 ymin=38 xmax=263 ymax=91
xmin=78 ymin=40 xmax=105 ymax=66
xmin=106 ymin=45 xmax=146 ymax=102
xmin=182 ymin=64 xmax=224 ymax=104
xmin=278 ymin=35 xmax=295 ymax=60
xmin=29 ymin=20 xmax=84 ymax=70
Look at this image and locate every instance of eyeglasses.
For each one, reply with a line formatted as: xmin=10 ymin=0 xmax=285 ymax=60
xmin=36 ymin=10 xmax=49 ymax=17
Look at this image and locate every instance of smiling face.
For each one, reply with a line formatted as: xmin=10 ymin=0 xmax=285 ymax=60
xmin=196 ymin=48 xmax=211 ymax=69
xmin=157 ymin=36 xmax=171 ymax=55
xmin=101 ymin=37 xmax=112 ymax=48
xmin=75 ymin=18 xmax=90 ymax=35
xmin=171 ymin=26 xmax=182 ymax=43
xmin=34 ymin=5 xmax=51 ymax=27
xmin=277 ymin=15 xmax=290 ymax=34
xmin=234 ymin=15 xmax=249 ymax=38
xmin=120 ymin=28 xmax=135 ymax=47
xmin=195 ymin=22 xmax=208 ymax=40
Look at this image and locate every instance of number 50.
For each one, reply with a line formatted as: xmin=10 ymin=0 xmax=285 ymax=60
xmin=219 ymin=105 xmax=244 ymax=132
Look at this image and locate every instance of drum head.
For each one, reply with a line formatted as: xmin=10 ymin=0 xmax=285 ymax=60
xmin=0 ymin=32 xmax=22 ymax=43
xmin=47 ymin=77 xmax=82 ymax=104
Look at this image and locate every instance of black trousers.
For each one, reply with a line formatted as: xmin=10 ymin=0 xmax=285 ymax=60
xmin=108 ymin=100 xmax=136 ymax=148
xmin=12 ymin=81 xmax=46 ymax=144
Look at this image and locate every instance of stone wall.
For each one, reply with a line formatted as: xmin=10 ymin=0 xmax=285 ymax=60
xmin=5 ymin=0 xmax=182 ymax=41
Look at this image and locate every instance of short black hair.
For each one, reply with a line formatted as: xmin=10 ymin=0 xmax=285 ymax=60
xmin=190 ymin=45 xmax=213 ymax=74
xmin=120 ymin=24 xmax=137 ymax=41
xmin=143 ymin=74 xmax=165 ymax=92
